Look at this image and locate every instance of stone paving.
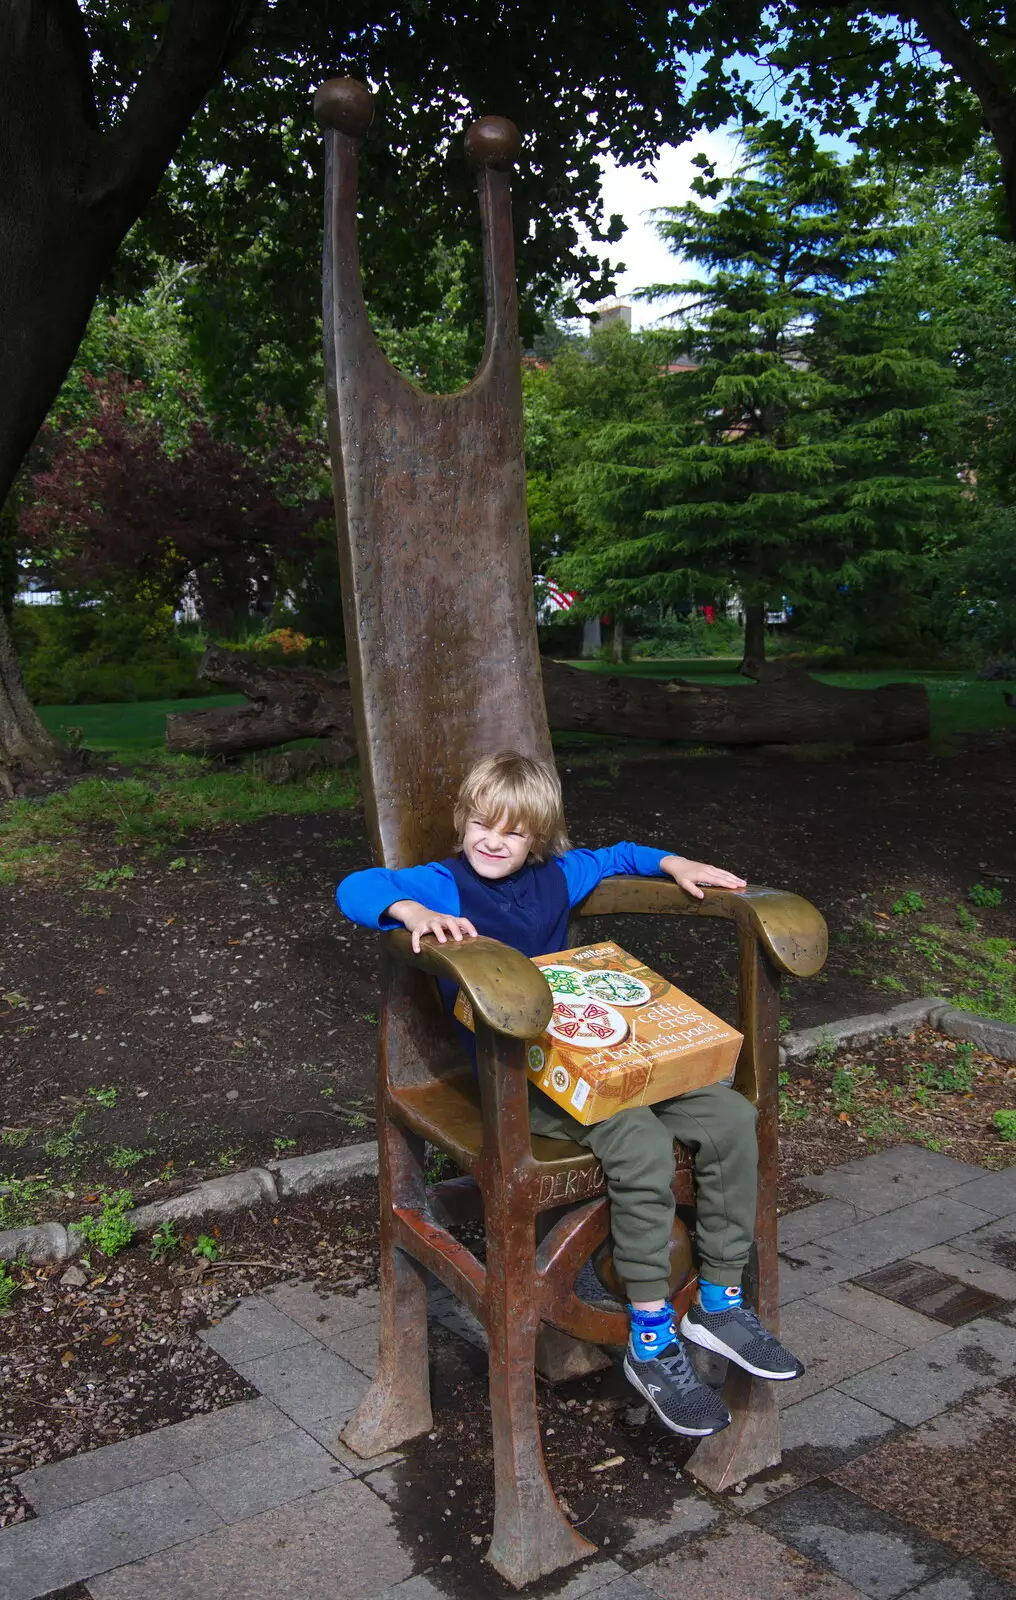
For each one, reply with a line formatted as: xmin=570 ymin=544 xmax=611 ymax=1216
xmin=4 ymin=1144 xmax=1016 ymax=1600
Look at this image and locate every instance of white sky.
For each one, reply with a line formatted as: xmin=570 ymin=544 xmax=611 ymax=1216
xmin=585 ymin=130 xmax=744 ymax=328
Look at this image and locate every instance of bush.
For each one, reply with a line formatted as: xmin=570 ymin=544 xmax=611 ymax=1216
xmin=14 ymin=596 xmax=217 ymax=704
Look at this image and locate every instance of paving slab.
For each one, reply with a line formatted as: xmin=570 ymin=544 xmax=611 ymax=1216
xmin=778 ymin=1243 xmax=861 ymax=1304
xmin=86 ymin=1479 xmax=414 ymax=1600
xmin=838 ymin=1316 xmax=1016 ymax=1425
xmin=15 ymin=1399 xmax=291 ymax=1515
xmin=910 ymin=1243 xmax=1016 ymax=1302
xmin=640 ymin=1520 xmax=867 ymax=1599
xmin=0 ymin=1473 xmax=222 ymax=1600
xmin=620 ymin=1487 xmax=720 ymax=1556
xmin=775 ymin=1302 xmax=904 ymax=1405
xmin=798 ymin=1146 xmax=984 ymax=1217
xmin=947 ymin=1167 xmax=1016 ymax=1219
xmin=301 ymin=1413 xmax=405 ymax=1475
xmin=806 ymin=1282 xmax=945 ymax=1348
xmin=226 ymin=1338 xmax=370 ymax=1428
xmin=182 ymin=1427 xmax=348 ymax=1523
xmin=779 ymin=1201 xmax=872 ymax=1253
xmin=832 ymin=1381 xmax=1016 ymax=1589
xmin=948 ymin=1213 xmax=1016 ymax=1273
xmin=728 ymin=1390 xmax=901 ymax=1514
xmin=200 ymin=1295 xmax=313 ymax=1365
xmin=901 ymin=1561 xmax=1016 ymax=1599
xmin=820 ymin=1195 xmax=996 ymax=1273
xmin=750 ymin=1481 xmax=959 ymax=1600
xmin=328 ymin=1319 xmax=379 ymax=1379
xmin=262 ymin=1281 xmax=381 ymax=1344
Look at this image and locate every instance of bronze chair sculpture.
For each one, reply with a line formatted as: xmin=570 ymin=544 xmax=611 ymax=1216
xmin=313 ymin=78 xmax=828 ymax=1589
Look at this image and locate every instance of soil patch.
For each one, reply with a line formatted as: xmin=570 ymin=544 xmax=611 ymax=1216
xmin=1 ymin=737 xmax=1013 ymax=1203
xmin=777 ymin=1026 xmax=1016 ymax=1209
xmin=0 ymin=1178 xmax=380 ymax=1529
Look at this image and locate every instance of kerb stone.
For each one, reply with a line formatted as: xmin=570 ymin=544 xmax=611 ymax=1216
xmin=129 ymin=1168 xmax=277 ymax=1234
xmin=0 ymin=1221 xmax=70 ymax=1264
xmin=270 ymin=1142 xmax=378 ymax=1196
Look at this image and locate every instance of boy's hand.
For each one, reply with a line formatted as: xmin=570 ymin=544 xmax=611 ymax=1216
xmin=660 ymin=855 xmax=747 ymax=901
xmin=387 ymin=899 xmax=479 ymax=953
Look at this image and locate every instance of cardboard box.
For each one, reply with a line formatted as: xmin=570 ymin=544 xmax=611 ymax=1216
xmin=454 ymin=940 xmax=743 ymax=1125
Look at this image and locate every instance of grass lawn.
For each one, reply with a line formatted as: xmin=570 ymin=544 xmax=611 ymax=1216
xmin=570 ymin=660 xmax=1016 ymax=744
xmin=36 ymin=696 xmax=244 ymax=759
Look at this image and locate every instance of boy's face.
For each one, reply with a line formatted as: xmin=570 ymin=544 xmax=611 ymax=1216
xmin=462 ymin=812 xmax=533 ymax=879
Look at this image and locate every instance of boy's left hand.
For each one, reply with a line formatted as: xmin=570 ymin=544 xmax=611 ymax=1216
xmin=660 ymin=854 xmax=747 ymax=900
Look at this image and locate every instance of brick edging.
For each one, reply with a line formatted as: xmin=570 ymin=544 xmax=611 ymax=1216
xmin=0 ymin=1142 xmax=379 ymax=1266
xmin=5 ymin=994 xmax=1015 ymax=1266
xmin=781 ymin=996 xmax=1016 ymax=1066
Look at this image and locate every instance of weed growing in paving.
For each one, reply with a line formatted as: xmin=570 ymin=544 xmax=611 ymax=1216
xmin=0 ymin=1263 xmax=20 ymax=1313
xmin=149 ymin=1221 xmax=182 ymax=1260
xmin=969 ymin=883 xmax=1003 ymax=909
xmin=915 ymin=1043 xmax=976 ymax=1095
xmin=44 ymin=1110 xmax=86 ymax=1161
xmin=108 ymin=1145 xmax=154 ymax=1171
xmin=778 ymin=1071 xmax=809 ymax=1124
xmin=993 ymin=1109 xmax=1016 ymax=1142
xmin=892 ymin=891 xmax=926 ymax=916
xmin=0 ymin=1176 xmax=52 ymax=1230
xmin=71 ymin=1190 xmax=135 ymax=1256
xmin=89 ymin=865 xmax=135 ymax=890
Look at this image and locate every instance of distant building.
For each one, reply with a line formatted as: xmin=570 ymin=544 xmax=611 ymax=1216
xmin=593 ymin=302 xmax=632 ymax=330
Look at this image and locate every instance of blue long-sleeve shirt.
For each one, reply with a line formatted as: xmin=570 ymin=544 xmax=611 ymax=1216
xmin=337 ymin=841 xmax=672 ymax=953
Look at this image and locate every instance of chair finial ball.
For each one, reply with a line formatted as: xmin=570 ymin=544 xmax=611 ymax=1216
xmin=313 ymin=78 xmax=373 ymax=139
xmin=464 ymin=116 xmax=521 ymax=171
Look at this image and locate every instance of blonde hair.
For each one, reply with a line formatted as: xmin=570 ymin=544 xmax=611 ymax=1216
xmin=454 ymin=752 xmax=570 ymax=862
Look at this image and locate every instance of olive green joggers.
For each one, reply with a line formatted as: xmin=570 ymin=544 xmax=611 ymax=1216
xmin=528 ymin=1083 xmax=758 ymax=1302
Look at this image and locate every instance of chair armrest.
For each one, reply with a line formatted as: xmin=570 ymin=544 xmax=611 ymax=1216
xmin=575 ymin=879 xmax=827 ymax=978
xmin=382 ymin=929 xmax=554 ymax=1038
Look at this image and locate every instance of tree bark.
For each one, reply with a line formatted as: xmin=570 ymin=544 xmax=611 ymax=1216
xmin=742 ymin=601 xmax=766 ymax=672
xmin=0 ymin=1 xmax=258 ymax=780
xmin=165 ymin=646 xmax=931 ymax=755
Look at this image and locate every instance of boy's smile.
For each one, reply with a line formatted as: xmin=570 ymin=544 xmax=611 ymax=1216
xmin=462 ymin=814 xmax=533 ymax=880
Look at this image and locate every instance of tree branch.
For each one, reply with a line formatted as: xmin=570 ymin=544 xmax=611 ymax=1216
xmin=96 ymin=0 xmax=261 ymax=212
xmin=898 ymin=0 xmax=1016 ymax=138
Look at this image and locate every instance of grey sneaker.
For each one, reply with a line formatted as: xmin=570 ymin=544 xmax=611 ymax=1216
xmin=679 ymin=1303 xmax=804 ymax=1380
xmin=622 ymin=1339 xmax=732 ymax=1437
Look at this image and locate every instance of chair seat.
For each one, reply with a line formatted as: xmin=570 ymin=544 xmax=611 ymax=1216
xmin=392 ymin=1072 xmax=694 ymax=1176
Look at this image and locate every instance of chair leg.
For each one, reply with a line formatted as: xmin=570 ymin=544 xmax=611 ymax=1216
xmin=684 ymin=1367 xmax=780 ymax=1491
xmin=342 ymin=1118 xmax=432 ymax=1457
xmin=484 ymin=1211 xmax=596 ymax=1588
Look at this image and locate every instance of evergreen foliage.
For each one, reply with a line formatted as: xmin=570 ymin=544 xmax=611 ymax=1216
xmin=548 ymin=135 xmax=967 ymax=661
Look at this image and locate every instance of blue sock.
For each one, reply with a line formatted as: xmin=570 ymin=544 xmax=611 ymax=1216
xmin=699 ymin=1278 xmax=743 ymax=1313
xmin=628 ymin=1303 xmax=676 ymax=1361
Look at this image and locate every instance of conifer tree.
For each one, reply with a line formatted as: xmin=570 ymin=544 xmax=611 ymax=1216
xmin=552 ymin=134 xmax=965 ymax=665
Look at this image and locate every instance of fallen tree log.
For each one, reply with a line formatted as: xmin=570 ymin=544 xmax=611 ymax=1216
xmin=165 ymin=646 xmax=930 ymax=758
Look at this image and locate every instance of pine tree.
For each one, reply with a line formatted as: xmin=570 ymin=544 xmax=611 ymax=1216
xmin=552 ymin=133 xmax=966 ymax=665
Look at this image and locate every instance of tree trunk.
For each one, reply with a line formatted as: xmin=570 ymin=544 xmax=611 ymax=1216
xmin=612 ymin=616 xmax=626 ymax=664
xmin=165 ymin=646 xmax=930 ymax=756
xmin=0 ymin=3 xmax=256 ymax=784
xmin=0 ymin=604 xmax=63 ymax=795
xmin=742 ymin=601 xmax=766 ymax=672
xmin=581 ymin=617 xmax=602 ymax=657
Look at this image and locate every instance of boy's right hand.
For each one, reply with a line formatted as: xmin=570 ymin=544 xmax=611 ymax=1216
xmin=387 ymin=900 xmax=479 ymax=953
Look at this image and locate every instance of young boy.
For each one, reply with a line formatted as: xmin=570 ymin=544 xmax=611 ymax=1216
xmin=337 ymin=751 xmax=803 ymax=1438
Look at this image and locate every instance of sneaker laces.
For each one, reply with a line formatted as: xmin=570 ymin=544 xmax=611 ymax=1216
xmin=655 ymin=1341 xmax=703 ymax=1394
xmin=730 ymin=1305 xmax=777 ymax=1341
